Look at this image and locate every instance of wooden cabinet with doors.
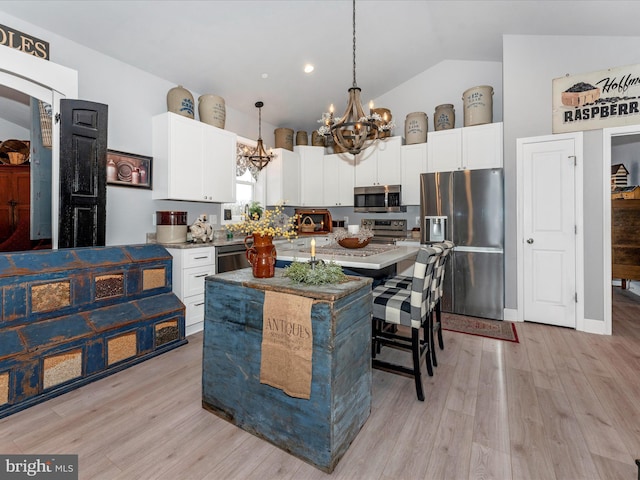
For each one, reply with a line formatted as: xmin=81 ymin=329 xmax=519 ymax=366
xmin=0 ymin=164 xmax=30 ymax=243
xmin=611 ymin=199 xmax=640 ymax=285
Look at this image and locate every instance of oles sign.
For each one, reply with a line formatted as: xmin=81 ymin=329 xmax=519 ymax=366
xmin=0 ymin=24 xmax=49 ymax=59
xmin=552 ymin=63 xmax=640 ymax=133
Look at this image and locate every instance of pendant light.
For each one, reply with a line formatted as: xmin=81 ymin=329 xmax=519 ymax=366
xmin=245 ymin=101 xmax=274 ymax=170
xmin=317 ymin=0 xmax=393 ymax=155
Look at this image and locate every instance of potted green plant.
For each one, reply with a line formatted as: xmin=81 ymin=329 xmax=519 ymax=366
xmin=247 ymin=201 xmax=263 ymax=220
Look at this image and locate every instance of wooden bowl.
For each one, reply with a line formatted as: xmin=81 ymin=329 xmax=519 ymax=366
xmin=338 ymin=237 xmax=370 ymax=249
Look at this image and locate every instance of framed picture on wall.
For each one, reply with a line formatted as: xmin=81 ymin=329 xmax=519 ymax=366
xmin=106 ymin=150 xmax=152 ymax=189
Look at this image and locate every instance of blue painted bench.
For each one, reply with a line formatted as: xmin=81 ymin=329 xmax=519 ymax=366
xmin=0 ymin=244 xmax=186 ymax=418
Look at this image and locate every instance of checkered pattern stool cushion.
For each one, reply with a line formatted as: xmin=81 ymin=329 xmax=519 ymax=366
xmin=430 ymin=240 xmax=454 ymax=308
xmin=382 ymin=275 xmax=412 ymax=290
xmin=372 ymin=245 xmax=441 ymax=329
xmin=382 ymin=240 xmax=455 ymax=309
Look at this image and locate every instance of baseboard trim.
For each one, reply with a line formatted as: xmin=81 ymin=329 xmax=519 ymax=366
xmin=580 ymin=317 xmax=609 ymax=335
xmin=503 ymin=308 xmax=519 ymax=322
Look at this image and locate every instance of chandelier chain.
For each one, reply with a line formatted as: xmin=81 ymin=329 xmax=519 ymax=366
xmin=352 ymin=0 xmax=357 ymax=88
xmin=316 ymin=0 xmax=394 ymax=155
xmin=244 ymin=101 xmax=273 ymax=170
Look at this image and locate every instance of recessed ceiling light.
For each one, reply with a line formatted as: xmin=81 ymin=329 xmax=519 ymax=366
xmin=261 ymin=73 xmax=268 ymax=79
xmin=304 ymin=64 xmax=314 ymax=74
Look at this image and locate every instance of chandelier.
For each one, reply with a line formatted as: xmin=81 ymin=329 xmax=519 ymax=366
xmin=244 ymin=101 xmax=274 ymax=170
xmin=317 ymin=0 xmax=393 ymax=155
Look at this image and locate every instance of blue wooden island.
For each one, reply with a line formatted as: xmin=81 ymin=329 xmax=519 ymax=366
xmin=202 ymin=268 xmax=372 ymax=473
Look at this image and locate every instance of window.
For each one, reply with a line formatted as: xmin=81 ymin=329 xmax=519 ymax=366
xmin=222 ymin=138 xmax=261 ymax=224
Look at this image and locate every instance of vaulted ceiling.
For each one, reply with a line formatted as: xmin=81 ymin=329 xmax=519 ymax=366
xmin=2 ymin=0 xmax=640 ymax=132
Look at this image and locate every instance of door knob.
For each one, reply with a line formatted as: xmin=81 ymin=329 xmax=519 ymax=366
xmin=526 ymin=238 xmax=534 ymax=244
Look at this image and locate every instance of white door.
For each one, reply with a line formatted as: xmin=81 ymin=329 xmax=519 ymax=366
xmin=522 ymin=138 xmax=576 ymax=328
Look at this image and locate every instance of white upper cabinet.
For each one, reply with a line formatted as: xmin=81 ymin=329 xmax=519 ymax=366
xmin=427 ymin=122 xmax=503 ymax=172
xmin=152 ymin=112 xmax=236 ymax=202
xmin=462 ymin=122 xmax=503 ymax=170
xmin=401 ymin=143 xmax=427 ymax=205
xmin=427 ymin=128 xmax=461 ymax=172
xmin=354 ymin=136 xmax=402 ymax=187
xmin=323 ymin=153 xmax=355 ymax=206
xmin=265 ymin=148 xmax=301 ymax=206
xmin=296 ymin=146 xmax=325 ymax=207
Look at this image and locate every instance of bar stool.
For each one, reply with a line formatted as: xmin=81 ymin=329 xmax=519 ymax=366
xmin=371 ymin=245 xmax=442 ymax=401
xmin=382 ymin=241 xmax=454 ymax=367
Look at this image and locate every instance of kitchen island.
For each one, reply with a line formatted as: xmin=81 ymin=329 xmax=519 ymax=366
xmin=276 ymin=243 xmax=419 ymax=270
xmin=202 ymin=268 xmax=373 ymax=473
xmin=276 ymin=243 xmax=420 ymax=282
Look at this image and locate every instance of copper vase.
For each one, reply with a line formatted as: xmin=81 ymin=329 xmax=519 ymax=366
xmin=244 ymin=234 xmax=276 ymax=278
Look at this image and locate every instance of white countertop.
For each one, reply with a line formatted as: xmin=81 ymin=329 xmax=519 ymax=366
xmin=276 ymin=244 xmax=420 ymax=270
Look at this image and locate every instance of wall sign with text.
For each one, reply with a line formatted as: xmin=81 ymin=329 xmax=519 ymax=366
xmin=0 ymin=23 xmax=49 ymax=59
xmin=552 ymin=63 xmax=640 ymax=133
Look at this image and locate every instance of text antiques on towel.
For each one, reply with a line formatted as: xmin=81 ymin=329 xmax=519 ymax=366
xmin=260 ymin=291 xmax=313 ymax=399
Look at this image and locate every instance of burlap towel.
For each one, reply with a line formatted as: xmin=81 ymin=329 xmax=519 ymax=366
xmin=260 ymin=290 xmax=314 ymax=399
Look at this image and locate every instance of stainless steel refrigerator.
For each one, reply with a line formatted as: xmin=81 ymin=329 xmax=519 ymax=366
xmin=420 ymin=168 xmax=504 ymax=320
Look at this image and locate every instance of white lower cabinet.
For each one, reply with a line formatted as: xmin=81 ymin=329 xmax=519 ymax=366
xmin=274 ymin=235 xmax=332 ymax=252
xmin=165 ymin=246 xmax=215 ymax=336
xmin=315 ymin=235 xmax=333 ymax=247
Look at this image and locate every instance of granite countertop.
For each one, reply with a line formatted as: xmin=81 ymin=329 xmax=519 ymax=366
xmin=152 ymin=238 xmax=246 ymax=249
xmin=276 ymin=244 xmax=419 ymax=270
xmin=151 ymin=236 xmax=304 ymax=249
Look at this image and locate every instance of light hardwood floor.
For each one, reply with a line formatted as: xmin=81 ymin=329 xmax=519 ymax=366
xmin=1 ymin=289 xmax=639 ymax=480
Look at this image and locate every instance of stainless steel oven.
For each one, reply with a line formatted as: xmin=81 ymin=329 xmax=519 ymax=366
xmin=215 ymin=243 xmax=251 ymax=273
xmin=361 ymin=219 xmax=408 ymax=244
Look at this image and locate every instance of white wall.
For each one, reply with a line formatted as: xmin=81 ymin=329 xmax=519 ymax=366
xmin=503 ymin=34 xmax=640 ymax=321
xmin=0 ymin=11 xmax=278 ymax=245
xmin=375 ymin=59 xmax=503 ymax=137
xmin=0 ymin=117 xmax=29 ymax=140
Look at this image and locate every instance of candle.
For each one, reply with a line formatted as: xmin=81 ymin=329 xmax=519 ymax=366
xmin=310 ymin=238 xmax=316 ymax=257
xmin=329 ymin=104 xmax=334 ymax=114
xmin=369 ymin=100 xmax=374 ymax=114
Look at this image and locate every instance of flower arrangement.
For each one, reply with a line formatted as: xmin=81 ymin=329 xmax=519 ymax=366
xmin=226 ymin=202 xmax=298 ymax=239
xmin=330 ymin=227 xmax=374 ymax=243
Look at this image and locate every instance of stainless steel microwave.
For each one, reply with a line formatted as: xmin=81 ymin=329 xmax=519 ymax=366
xmin=354 ymin=185 xmax=406 ymax=213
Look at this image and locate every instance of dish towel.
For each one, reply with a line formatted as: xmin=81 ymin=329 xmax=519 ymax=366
xmin=260 ymin=290 xmax=314 ymax=399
